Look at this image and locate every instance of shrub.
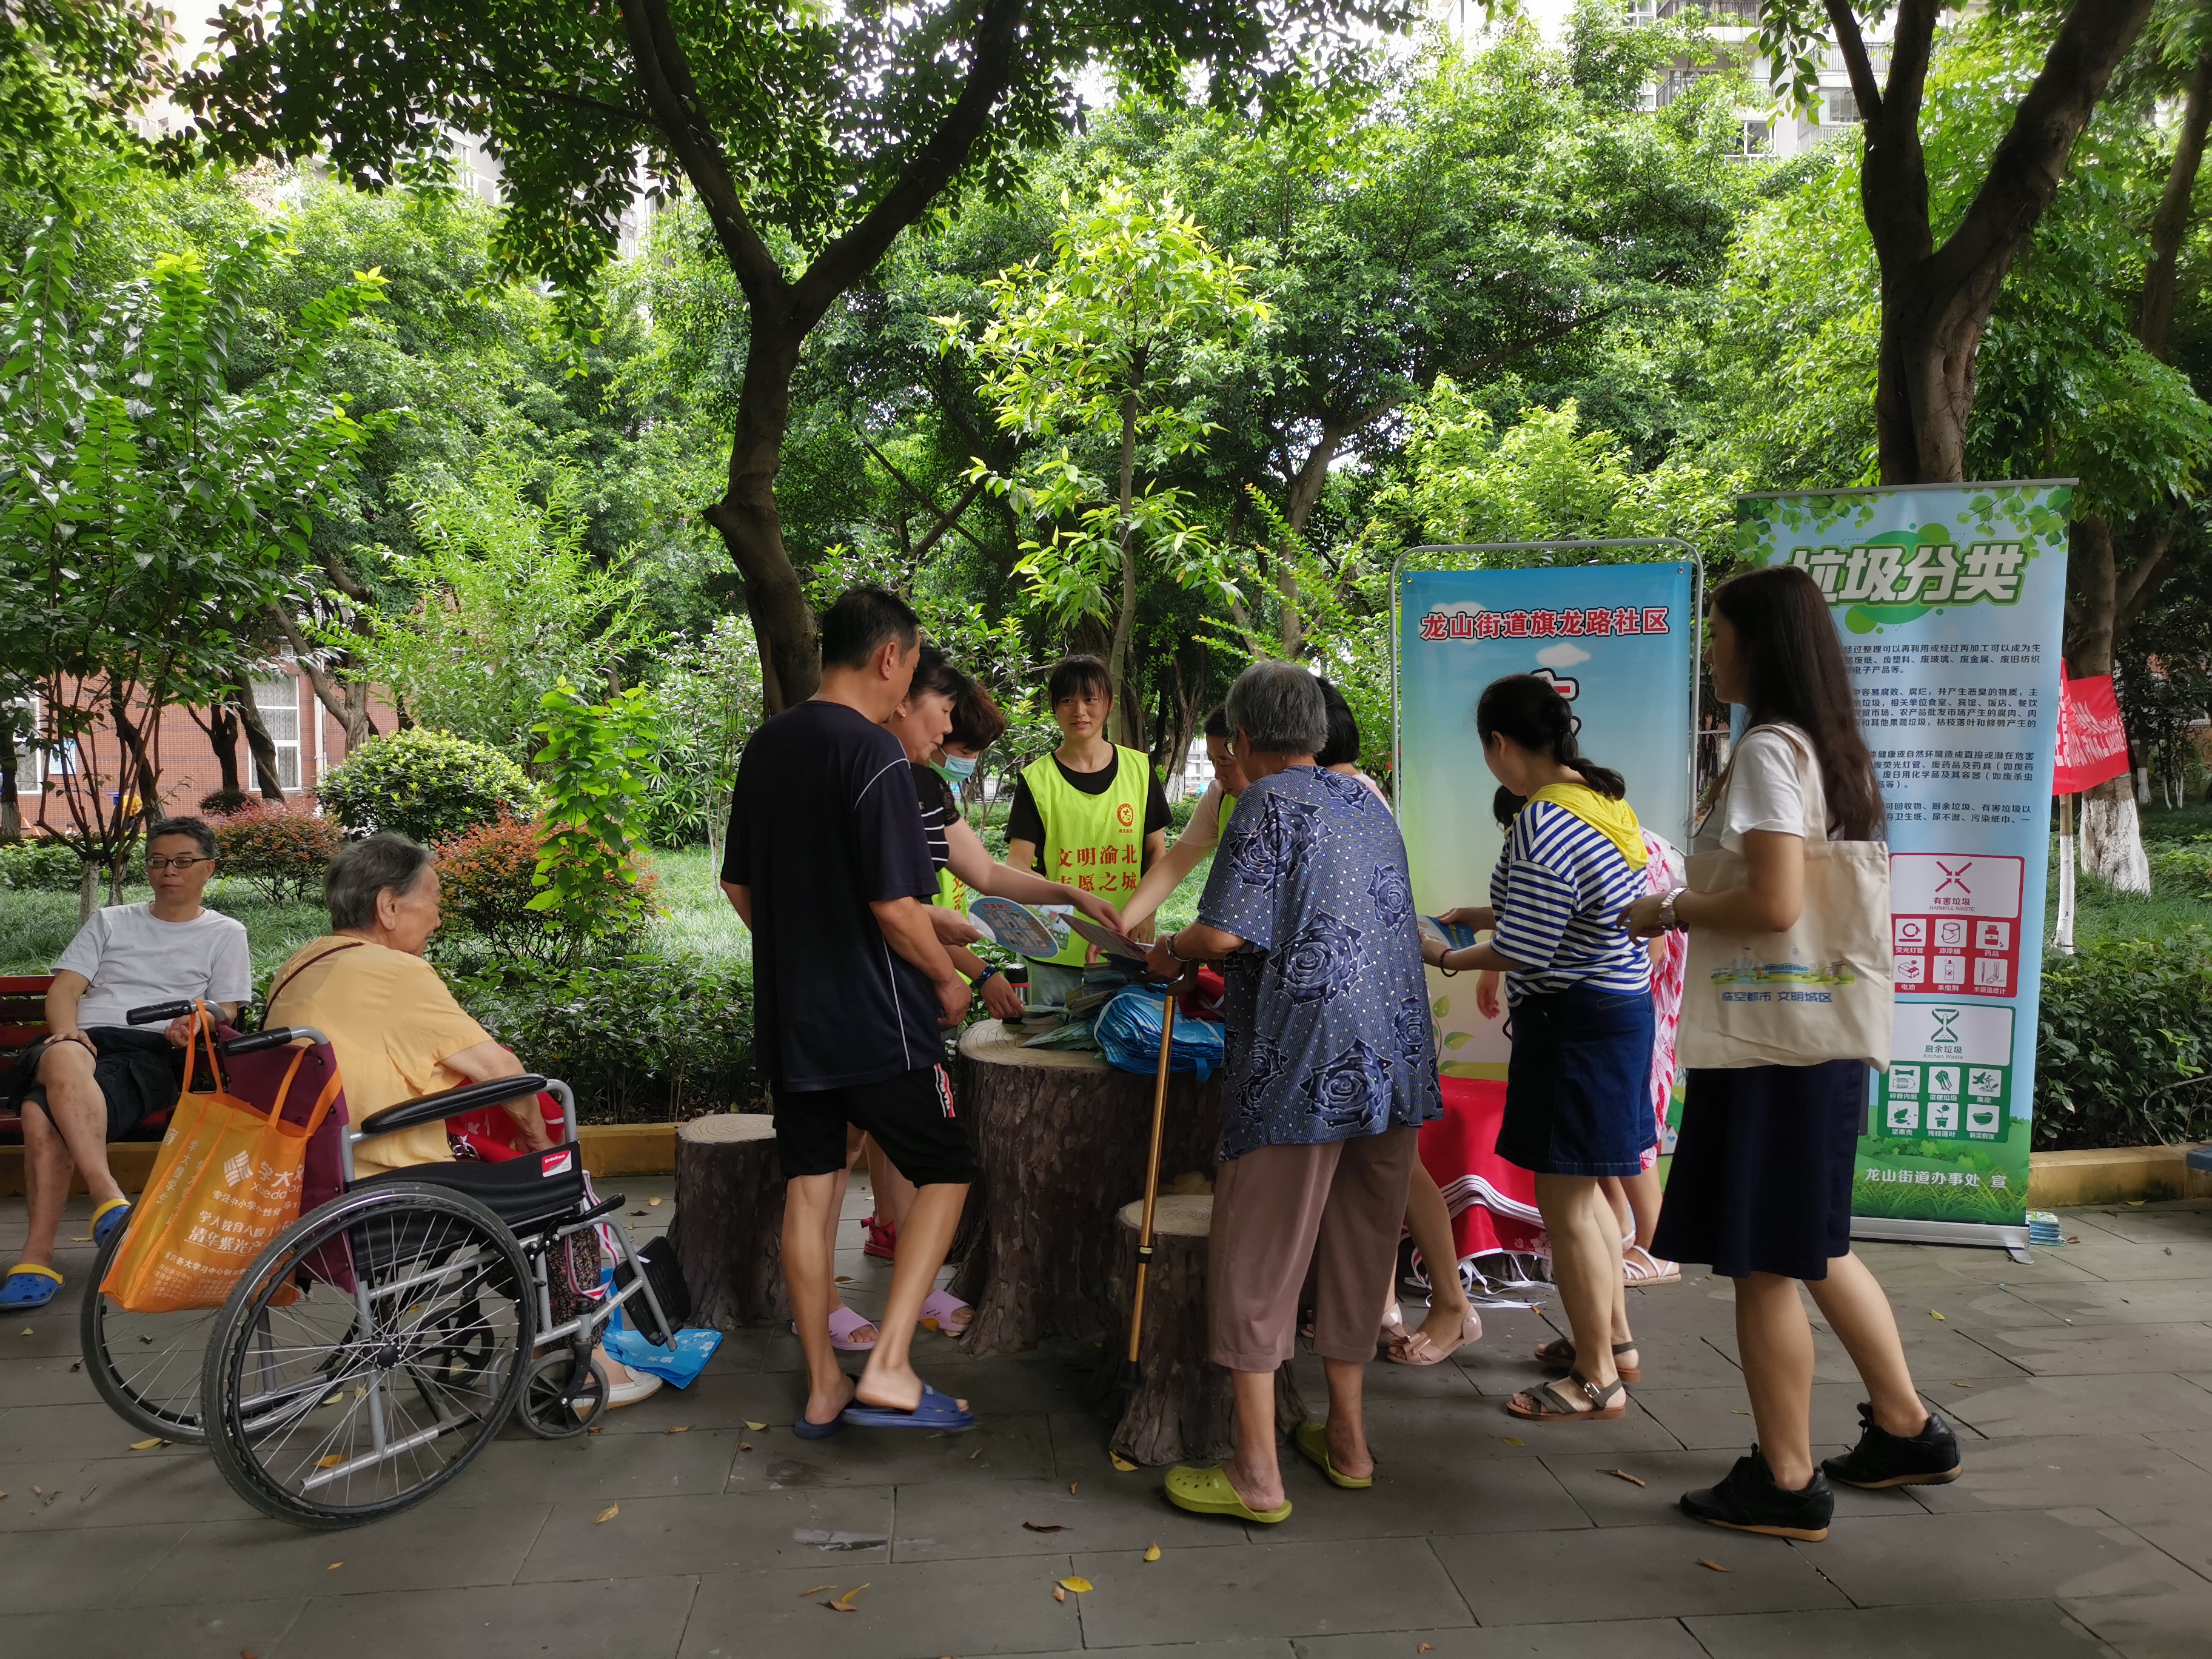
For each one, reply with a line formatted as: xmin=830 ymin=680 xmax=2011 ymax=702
xmin=434 ymin=815 xmax=554 ymax=958
xmin=212 ymin=806 xmax=340 ymax=903
xmin=317 ymin=728 xmax=537 ymax=845
xmin=447 ymin=951 xmax=758 ymax=1123
xmin=198 ymin=788 xmax=254 ymax=816
xmin=528 ymin=683 xmax=661 ymax=942
xmin=0 ymin=838 xmax=86 ymax=893
xmin=2036 ymin=927 xmax=2212 ymax=1150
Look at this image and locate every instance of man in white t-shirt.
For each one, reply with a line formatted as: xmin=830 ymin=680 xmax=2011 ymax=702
xmin=2 ymin=817 xmax=252 ymax=1309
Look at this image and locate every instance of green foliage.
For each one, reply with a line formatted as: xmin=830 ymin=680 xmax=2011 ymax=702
xmin=315 ymin=728 xmax=537 ymax=845
xmin=447 ymin=952 xmax=760 ymax=1122
xmin=0 ymin=1 xmax=175 ymax=193
xmin=2037 ymin=928 xmax=2212 ymax=1150
xmin=210 ymin=806 xmax=340 ymax=905
xmin=526 ymin=682 xmax=662 ymax=942
xmin=340 ymin=458 xmax=659 ymax=759
xmin=0 ymin=838 xmax=85 ymax=893
xmin=640 ymin=615 xmax=762 ymax=851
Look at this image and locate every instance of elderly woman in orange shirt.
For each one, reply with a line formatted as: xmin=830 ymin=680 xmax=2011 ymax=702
xmin=267 ymin=833 xmax=660 ymax=1408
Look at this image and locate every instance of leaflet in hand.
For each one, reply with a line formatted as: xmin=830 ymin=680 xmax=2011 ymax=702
xmin=1418 ymin=914 xmax=1480 ymax=951
xmin=967 ymin=897 xmax=1070 ymax=959
xmin=1064 ymin=913 xmax=1151 ymax=964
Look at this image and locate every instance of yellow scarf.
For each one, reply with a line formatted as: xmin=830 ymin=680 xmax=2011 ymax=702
xmin=1530 ymin=783 xmax=1649 ymax=870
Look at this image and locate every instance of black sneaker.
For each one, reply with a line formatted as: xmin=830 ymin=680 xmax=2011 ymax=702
xmin=1680 ymin=1446 xmax=1834 ymax=1541
xmin=1822 ymin=1403 xmax=1962 ymax=1489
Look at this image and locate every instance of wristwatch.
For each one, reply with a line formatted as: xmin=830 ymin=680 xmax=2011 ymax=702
xmin=1658 ymin=885 xmax=1689 ymax=932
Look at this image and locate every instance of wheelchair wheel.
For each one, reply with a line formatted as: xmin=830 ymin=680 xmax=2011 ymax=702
xmin=520 ymin=1351 xmax=609 ymax=1438
xmin=201 ymin=1182 xmax=532 ymax=1529
xmin=79 ymin=1222 xmax=216 ymax=1443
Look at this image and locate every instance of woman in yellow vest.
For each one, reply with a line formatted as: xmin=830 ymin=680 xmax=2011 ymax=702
xmin=1004 ymin=654 xmax=1172 ymax=1005
xmin=1121 ymin=703 xmax=1244 ymax=934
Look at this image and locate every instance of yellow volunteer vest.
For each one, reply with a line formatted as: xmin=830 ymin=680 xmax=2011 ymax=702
xmin=1218 ymin=787 xmax=1236 ymax=845
xmin=934 ymin=865 xmax=967 ymax=911
xmin=1024 ymin=745 xmax=1151 ymax=965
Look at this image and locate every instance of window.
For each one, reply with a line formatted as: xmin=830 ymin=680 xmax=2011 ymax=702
xmin=252 ymin=674 xmax=300 ymax=792
xmin=1825 ymin=89 xmax=1863 ymax=126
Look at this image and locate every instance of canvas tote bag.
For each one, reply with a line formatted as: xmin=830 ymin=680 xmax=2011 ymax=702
xmin=99 ymin=1013 xmax=340 ymax=1313
xmin=1679 ymin=725 xmax=1893 ymax=1070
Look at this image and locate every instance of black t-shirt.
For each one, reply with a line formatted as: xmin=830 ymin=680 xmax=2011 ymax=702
xmin=1005 ymin=750 xmax=1172 ymax=871
xmin=723 ymin=702 xmax=940 ymax=1091
xmin=914 ymin=763 xmax=954 ymax=873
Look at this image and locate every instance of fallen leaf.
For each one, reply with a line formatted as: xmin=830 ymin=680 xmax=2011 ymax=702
xmin=1602 ymin=1467 xmax=1646 ymax=1487
xmin=1697 ymin=1558 xmax=1729 ymax=1573
xmin=1023 ymin=1522 xmax=1067 ymax=1533
xmin=1930 ymin=1310 xmax=1946 ymax=1321
xmin=72 ymin=1234 xmax=91 ymax=1242
xmin=1731 ymin=1409 xmax=1752 ymax=1415
xmin=327 ymin=1562 xmax=342 ymax=1571
xmin=41 ymin=1490 xmax=58 ymax=1507
xmin=17 ymin=1328 xmax=29 ymax=1337
xmin=631 ymin=1210 xmax=646 ymax=1216
xmin=242 ymin=1650 xmax=258 ymax=1658
xmin=2128 ymin=1199 xmax=2146 ymax=1207
xmin=317 ymin=1454 xmax=344 ymax=1469
xmin=129 ymin=1437 xmax=164 ymax=1450
xmin=1143 ymin=1543 xmax=1161 ymax=1563
xmin=828 ymin=1583 xmax=868 ymax=1611
xmin=1110 ymin=1453 xmax=1138 ymax=1472
xmin=587 ymin=1426 xmax=602 ymax=1435
xmin=968 ymin=1447 xmax=982 ymax=1460
xmin=1499 ymin=1436 xmax=1524 ymax=1447
xmin=798 ymin=1584 xmax=834 ymax=1597
xmin=67 ymin=1360 xmax=80 ymax=1372
xmin=1419 ymin=1647 xmax=1435 ymax=1654
xmin=2165 ymin=1246 xmax=2174 ymax=1256
xmin=2066 ymin=1235 xmax=2080 ymax=1244
xmin=1068 ymin=1481 xmax=1078 ymax=1495
xmin=663 ymin=1426 xmax=690 ymax=1435
xmin=835 ymin=1275 xmax=854 ymax=1284
xmin=1058 ymin=1576 xmax=1092 ymax=1593
xmin=740 ymin=1442 xmax=754 ymax=1452
xmin=1052 ymin=1587 xmax=1065 ymax=1603
xmin=595 ymin=1504 xmax=619 ymax=1524
xmin=1954 ymin=1382 xmax=1973 ymax=1389
xmin=32 ymin=1486 xmax=42 ymax=1497
xmin=745 ymin=1420 xmax=767 ymax=1430
xmin=648 ymin=1196 xmax=662 ymax=1207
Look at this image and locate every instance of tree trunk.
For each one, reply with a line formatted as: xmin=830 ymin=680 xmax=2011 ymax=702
xmin=2067 ymin=514 xmax=2151 ymax=890
xmin=2137 ymin=51 xmax=2212 ymax=357
xmin=205 ymin=700 xmax=242 ymax=796
xmin=948 ymin=1019 xmax=1222 ymax=1355
xmin=1109 ymin=387 xmax=1142 ymax=748
xmin=1089 ymin=1194 xmax=1308 ymax=1466
xmin=2080 ymin=774 xmax=2151 ymax=893
xmin=234 ymin=693 xmax=288 ymax=804
xmin=703 ymin=322 xmax=820 ymax=717
xmin=668 ymin=1113 xmax=791 ymax=1328
xmin=0 ymin=750 xmax=18 ymax=843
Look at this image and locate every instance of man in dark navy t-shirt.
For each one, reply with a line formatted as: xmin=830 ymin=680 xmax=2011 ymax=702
xmin=722 ymin=588 xmax=976 ymax=1436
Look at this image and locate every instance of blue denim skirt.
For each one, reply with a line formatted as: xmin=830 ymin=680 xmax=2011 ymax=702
xmin=1496 ymin=983 xmax=1657 ymax=1178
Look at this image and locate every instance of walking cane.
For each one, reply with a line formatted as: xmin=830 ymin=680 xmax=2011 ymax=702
xmin=1123 ymin=962 xmax=1194 ymax=1389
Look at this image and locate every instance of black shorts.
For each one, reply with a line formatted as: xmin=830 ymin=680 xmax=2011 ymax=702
xmin=21 ymin=1027 xmax=182 ymax=1139
xmin=773 ymin=1063 xmax=976 ymax=1188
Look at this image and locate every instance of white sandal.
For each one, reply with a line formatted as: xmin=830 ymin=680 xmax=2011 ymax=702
xmin=1621 ymin=1244 xmax=1681 ymax=1286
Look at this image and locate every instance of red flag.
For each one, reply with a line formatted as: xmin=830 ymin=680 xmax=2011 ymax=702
xmin=2053 ymin=668 xmax=2130 ymax=794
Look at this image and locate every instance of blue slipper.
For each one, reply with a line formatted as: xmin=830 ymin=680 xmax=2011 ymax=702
xmin=793 ymin=1409 xmax=848 ymax=1441
xmin=1 ymin=1264 xmax=62 ymax=1309
xmin=91 ymin=1199 xmax=131 ymax=1248
xmin=839 ymin=1382 xmax=975 ymax=1432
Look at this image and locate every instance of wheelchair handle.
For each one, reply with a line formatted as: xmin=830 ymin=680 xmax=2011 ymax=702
xmin=356 ymin=1074 xmax=551 ymax=1141
xmin=222 ymin=1025 xmax=330 ymax=1056
xmin=126 ymin=999 xmax=198 ymax=1025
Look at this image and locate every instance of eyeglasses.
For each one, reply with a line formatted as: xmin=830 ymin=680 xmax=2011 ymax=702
xmin=145 ymin=855 xmax=213 ymax=873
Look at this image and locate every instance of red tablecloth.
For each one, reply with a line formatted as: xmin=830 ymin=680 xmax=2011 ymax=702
xmin=1418 ymin=1076 xmax=1549 ymax=1273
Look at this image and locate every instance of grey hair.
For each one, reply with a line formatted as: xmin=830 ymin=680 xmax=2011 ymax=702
xmin=326 ymin=831 xmax=433 ymax=931
xmin=1224 ymin=660 xmax=1328 ymax=757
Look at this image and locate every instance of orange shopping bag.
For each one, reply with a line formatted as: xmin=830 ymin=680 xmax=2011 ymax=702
xmin=99 ymin=1014 xmax=340 ymax=1313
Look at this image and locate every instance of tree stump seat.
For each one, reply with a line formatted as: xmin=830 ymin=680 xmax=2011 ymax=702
xmin=1090 ymin=1195 xmax=1308 ymax=1466
xmin=668 ymin=1112 xmax=788 ymax=1329
xmin=949 ymin=1016 xmax=1222 ymax=1355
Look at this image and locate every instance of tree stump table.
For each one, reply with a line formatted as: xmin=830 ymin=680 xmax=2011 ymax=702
xmin=950 ymin=1017 xmax=1221 ymax=1355
xmin=1090 ymin=1195 xmax=1309 ymax=1466
xmin=667 ymin=1113 xmax=788 ymax=1329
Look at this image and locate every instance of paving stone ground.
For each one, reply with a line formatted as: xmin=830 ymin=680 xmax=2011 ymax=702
xmin=4 ymin=1179 xmax=2210 ymax=1658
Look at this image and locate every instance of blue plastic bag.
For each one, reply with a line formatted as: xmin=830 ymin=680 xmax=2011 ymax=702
xmin=599 ymin=1267 xmax=723 ymax=1387
xmin=1093 ymin=984 xmax=1224 ymax=1083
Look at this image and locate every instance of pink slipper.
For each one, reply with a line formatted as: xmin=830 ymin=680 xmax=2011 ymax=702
xmin=791 ymin=1305 xmax=879 ymax=1351
xmin=919 ymin=1289 xmax=972 ymax=1336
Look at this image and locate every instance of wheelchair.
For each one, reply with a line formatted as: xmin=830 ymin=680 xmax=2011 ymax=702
xmin=82 ymin=1000 xmax=676 ymax=1529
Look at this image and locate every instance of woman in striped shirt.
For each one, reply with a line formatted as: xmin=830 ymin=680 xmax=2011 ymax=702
xmin=1420 ymin=675 xmax=1656 ymax=1423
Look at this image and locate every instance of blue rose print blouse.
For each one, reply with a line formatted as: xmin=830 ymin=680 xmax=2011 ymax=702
xmin=1195 ymin=765 xmax=1442 ymax=1162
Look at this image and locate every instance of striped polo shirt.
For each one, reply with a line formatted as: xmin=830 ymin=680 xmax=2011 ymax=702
xmin=1486 ymin=798 xmax=1651 ymax=1005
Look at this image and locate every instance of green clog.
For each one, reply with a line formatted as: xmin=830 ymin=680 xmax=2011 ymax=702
xmin=1294 ymin=1419 xmax=1373 ymax=1489
xmin=1163 ymin=1463 xmax=1292 ymax=1524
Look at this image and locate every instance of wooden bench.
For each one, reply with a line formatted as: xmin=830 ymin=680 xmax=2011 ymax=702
xmin=0 ymin=976 xmax=176 ymax=1146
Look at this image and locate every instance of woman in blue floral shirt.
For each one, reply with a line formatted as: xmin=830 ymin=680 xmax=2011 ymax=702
xmin=1144 ymin=660 xmax=1440 ymax=1525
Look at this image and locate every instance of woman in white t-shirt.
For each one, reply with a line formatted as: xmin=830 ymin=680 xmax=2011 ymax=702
xmin=1624 ymin=565 xmax=1960 ymax=1543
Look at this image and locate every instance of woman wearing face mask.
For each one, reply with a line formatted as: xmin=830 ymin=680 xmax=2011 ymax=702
xmin=853 ymin=653 xmax=1129 ymax=1327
